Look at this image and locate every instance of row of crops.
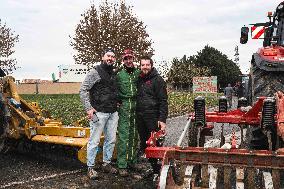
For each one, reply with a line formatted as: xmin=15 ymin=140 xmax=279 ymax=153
xmin=22 ymin=92 xmax=220 ymax=126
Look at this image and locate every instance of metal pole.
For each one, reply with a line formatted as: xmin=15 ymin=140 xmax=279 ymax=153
xmin=176 ymin=116 xmax=193 ymax=147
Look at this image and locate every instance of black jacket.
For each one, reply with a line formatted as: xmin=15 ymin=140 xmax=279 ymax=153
xmin=136 ymin=68 xmax=168 ymax=123
xmin=0 ymin=69 xmax=6 ymax=77
xmin=89 ymin=64 xmax=118 ymax=113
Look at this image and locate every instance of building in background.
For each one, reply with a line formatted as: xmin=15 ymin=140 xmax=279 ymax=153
xmin=21 ymin=79 xmax=53 ymax=84
xmin=54 ymin=64 xmax=92 ymax=82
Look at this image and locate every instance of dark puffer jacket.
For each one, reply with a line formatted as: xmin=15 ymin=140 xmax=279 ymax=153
xmin=79 ymin=63 xmax=118 ymax=113
xmin=136 ymin=68 xmax=168 ymax=123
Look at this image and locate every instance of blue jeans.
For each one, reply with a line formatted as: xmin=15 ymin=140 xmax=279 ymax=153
xmin=87 ymin=111 xmax=118 ymax=167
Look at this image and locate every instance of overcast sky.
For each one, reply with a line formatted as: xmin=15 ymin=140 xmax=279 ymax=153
xmin=0 ymin=0 xmax=282 ymax=80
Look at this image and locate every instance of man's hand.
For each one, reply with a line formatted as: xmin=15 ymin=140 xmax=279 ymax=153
xmin=117 ymin=102 xmax=122 ymax=108
xmin=87 ymin=108 xmax=97 ymax=120
xmin=158 ymin=121 xmax=166 ymax=131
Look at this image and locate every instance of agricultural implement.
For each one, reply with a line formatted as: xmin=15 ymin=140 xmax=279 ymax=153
xmin=240 ymin=1 xmax=284 ymax=154
xmin=146 ymin=95 xmax=284 ymax=188
xmin=0 ymin=76 xmax=106 ymax=163
xmin=145 ymin=2 xmax=284 ymax=188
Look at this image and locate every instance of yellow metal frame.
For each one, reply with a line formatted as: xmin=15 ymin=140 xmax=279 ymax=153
xmin=1 ymin=76 xmax=116 ymax=164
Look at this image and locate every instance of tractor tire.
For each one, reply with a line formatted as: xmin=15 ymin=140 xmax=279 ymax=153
xmin=250 ymin=63 xmax=284 ymax=103
xmin=248 ymin=61 xmax=284 ymax=150
xmin=0 ymin=102 xmax=9 ymax=153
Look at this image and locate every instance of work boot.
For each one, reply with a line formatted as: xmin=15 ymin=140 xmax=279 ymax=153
xmin=153 ymin=173 xmax=160 ymax=185
xmin=102 ymin=163 xmax=118 ymax=174
xmin=132 ymin=173 xmax=143 ymax=180
xmin=118 ymin=168 xmax=129 ymax=177
xmin=87 ymin=167 xmax=98 ymax=179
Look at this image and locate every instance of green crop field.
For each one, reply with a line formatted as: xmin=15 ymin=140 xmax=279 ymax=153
xmin=22 ymin=92 xmax=220 ymax=126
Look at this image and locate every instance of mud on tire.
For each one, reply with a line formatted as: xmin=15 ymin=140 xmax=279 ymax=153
xmin=250 ymin=64 xmax=284 ymax=103
xmin=248 ymin=61 xmax=284 ymax=150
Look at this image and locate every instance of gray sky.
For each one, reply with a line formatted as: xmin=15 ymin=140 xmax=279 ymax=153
xmin=0 ymin=0 xmax=282 ymax=80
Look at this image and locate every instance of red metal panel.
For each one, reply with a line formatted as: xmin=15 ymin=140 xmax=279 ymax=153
xmin=205 ymin=98 xmax=264 ymax=125
xmin=145 ymin=146 xmax=284 ymax=169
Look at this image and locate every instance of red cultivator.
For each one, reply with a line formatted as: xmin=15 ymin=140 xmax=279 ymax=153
xmin=145 ymin=92 xmax=284 ymax=189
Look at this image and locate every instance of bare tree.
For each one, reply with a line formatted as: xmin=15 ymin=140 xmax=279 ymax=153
xmin=0 ymin=19 xmax=19 ymax=74
xmin=70 ymin=0 xmax=154 ymax=68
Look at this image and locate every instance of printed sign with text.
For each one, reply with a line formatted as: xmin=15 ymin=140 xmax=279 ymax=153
xmin=192 ymin=76 xmax=217 ymax=93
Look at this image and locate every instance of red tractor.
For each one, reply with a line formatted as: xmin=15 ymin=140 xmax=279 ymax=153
xmin=145 ymin=2 xmax=284 ymax=188
xmin=240 ymin=1 xmax=284 ymax=151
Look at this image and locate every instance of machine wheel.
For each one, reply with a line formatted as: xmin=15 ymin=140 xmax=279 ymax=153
xmin=248 ymin=60 xmax=284 ymax=150
xmin=0 ymin=99 xmax=8 ymax=153
xmin=247 ymin=126 xmax=268 ymax=150
xmin=250 ymin=62 xmax=284 ymax=103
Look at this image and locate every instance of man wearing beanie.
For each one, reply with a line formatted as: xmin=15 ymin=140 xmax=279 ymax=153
xmin=116 ymin=49 xmax=141 ymax=177
xmin=136 ymin=55 xmax=168 ymax=182
xmin=79 ymin=47 xmax=119 ymax=179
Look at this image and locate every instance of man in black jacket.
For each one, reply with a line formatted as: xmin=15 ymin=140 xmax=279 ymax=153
xmin=136 ymin=56 xmax=168 ymax=180
xmin=79 ymin=48 xmax=119 ymax=179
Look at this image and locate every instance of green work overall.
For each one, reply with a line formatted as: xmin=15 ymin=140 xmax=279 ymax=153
xmin=117 ymin=68 xmax=140 ymax=169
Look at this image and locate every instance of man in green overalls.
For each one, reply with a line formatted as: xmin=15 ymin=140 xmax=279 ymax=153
xmin=117 ymin=49 xmax=140 ymax=176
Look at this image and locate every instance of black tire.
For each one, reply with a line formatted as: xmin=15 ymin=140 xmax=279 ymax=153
xmin=248 ymin=60 xmax=284 ymax=150
xmin=250 ymin=63 xmax=284 ymax=103
xmin=0 ymin=98 xmax=8 ymax=152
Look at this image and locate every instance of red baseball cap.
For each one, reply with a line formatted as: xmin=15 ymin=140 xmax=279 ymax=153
xmin=122 ymin=49 xmax=134 ymax=58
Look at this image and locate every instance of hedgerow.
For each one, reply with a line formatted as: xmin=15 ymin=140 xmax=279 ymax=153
xmin=22 ymin=92 xmax=220 ymax=126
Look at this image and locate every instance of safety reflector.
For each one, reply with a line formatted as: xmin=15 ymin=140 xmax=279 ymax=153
xmin=251 ymin=26 xmax=266 ymax=39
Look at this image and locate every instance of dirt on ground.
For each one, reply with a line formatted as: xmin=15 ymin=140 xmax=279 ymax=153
xmin=0 ymin=112 xmax=234 ymax=189
xmin=0 ymin=115 xmax=188 ymax=189
xmin=0 ymin=150 xmax=156 ymax=189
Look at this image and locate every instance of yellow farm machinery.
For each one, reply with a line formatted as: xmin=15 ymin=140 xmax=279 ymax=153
xmin=0 ymin=76 xmax=98 ymax=164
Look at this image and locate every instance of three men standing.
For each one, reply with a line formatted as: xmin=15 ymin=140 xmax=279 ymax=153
xmin=80 ymin=49 xmax=168 ymax=181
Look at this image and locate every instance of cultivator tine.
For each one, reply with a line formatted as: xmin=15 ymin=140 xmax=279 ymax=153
xmin=208 ymin=165 xmax=217 ymax=189
xmin=246 ymin=168 xmax=255 ymax=188
xmin=158 ymin=163 xmax=283 ymax=189
xmin=236 ymin=168 xmax=244 ymax=189
xmin=201 ymin=164 xmax=209 ymax=187
xmin=272 ymin=169 xmax=280 ymax=189
xmin=223 ymin=166 xmax=232 ymax=189
xmin=184 ymin=165 xmax=194 ymax=189
xmin=216 ymin=166 xmax=224 ymax=188
xmin=262 ymin=171 xmax=274 ymax=189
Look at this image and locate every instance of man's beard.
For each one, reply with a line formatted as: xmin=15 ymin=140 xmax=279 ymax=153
xmin=102 ymin=60 xmax=114 ymax=71
xmin=105 ymin=60 xmax=114 ymax=65
xmin=142 ymin=69 xmax=150 ymax=75
xmin=124 ymin=64 xmax=134 ymax=73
